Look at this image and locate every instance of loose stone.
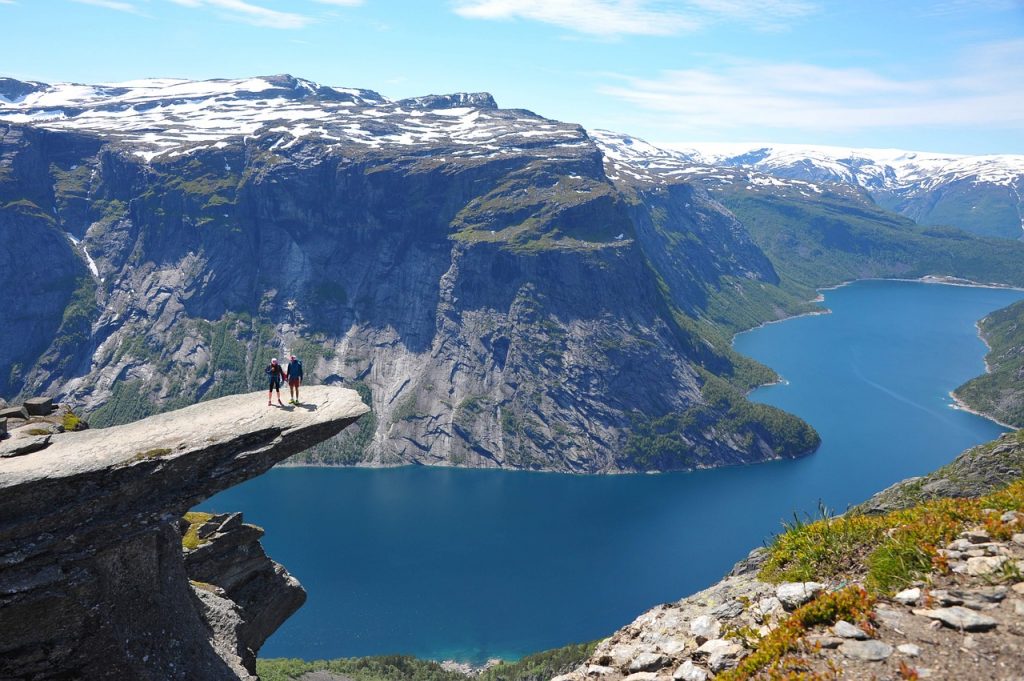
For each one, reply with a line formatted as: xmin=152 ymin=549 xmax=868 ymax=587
xmin=1000 ymin=510 xmax=1019 ymax=524
xmin=833 ymin=620 xmax=868 ymax=639
xmin=672 ymin=660 xmax=708 ymax=681
xmin=710 ymin=600 xmax=744 ymax=620
xmin=587 ymin=665 xmax=616 ymax=676
xmin=622 ymin=673 xmax=659 ymax=681
xmin=1011 ymin=533 xmax=1024 ymax=546
xmin=897 ymin=643 xmax=921 ymax=657
xmin=689 ymin=615 xmax=720 ymax=642
xmin=628 ymin=652 xmax=671 ymax=673
xmin=912 ymin=606 xmax=998 ymax=632
xmin=776 ymin=582 xmax=824 ymax=610
xmin=894 ymin=587 xmax=921 ymax=605
xmin=962 ymin=529 xmax=990 ymax=544
xmin=966 ymin=555 xmax=1007 ymax=576
xmin=839 ymin=640 xmax=893 ymax=661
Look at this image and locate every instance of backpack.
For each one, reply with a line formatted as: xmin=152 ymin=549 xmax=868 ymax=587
xmin=292 ymin=359 xmax=303 ymax=378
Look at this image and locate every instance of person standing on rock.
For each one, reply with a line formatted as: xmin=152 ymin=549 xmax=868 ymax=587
xmin=265 ymin=358 xmax=286 ymax=406
xmin=285 ymin=354 xmax=303 ymax=405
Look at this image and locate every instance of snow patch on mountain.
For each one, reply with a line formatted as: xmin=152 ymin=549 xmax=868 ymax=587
xmin=0 ymin=75 xmax=585 ymax=162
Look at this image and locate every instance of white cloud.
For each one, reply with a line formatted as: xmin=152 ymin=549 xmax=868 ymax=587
xmin=598 ymin=40 xmax=1024 ymax=135
xmin=311 ymin=0 xmax=363 ymax=5
xmin=71 ymin=0 xmax=145 ymax=13
xmin=165 ymin=0 xmax=313 ymax=28
xmin=0 ymin=0 xmax=18 ymax=5
xmin=451 ymin=0 xmax=818 ymax=36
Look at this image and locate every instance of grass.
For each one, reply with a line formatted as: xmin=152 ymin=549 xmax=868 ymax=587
xmin=182 ymin=511 xmax=214 ymax=551
xmin=760 ymin=478 xmax=1024 ymax=593
xmin=124 ymin=447 xmax=172 ymax=465
xmin=717 ymin=586 xmax=876 ymax=681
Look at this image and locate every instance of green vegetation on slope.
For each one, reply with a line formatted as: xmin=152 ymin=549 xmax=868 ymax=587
xmin=715 ymin=184 xmax=1024 ymax=291
xmin=759 ymin=444 xmax=1024 ymax=593
xmin=622 ymin=371 xmax=819 ymax=471
xmin=954 ymin=298 xmax=1024 ymax=427
xmin=256 ymin=641 xmax=598 ymax=681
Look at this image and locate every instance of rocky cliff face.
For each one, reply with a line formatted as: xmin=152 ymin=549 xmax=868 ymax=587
xmin=0 ymin=385 xmax=368 ymax=680
xmin=0 ymin=75 xmax=817 ymax=473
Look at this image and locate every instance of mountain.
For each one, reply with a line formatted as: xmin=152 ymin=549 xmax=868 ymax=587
xmin=1 ymin=75 xmax=1021 ymax=473
xmin=600 ymin=133 xmax=1024 ymax=240
xmin=954 ymin=298 xmax=1024 ymax=428
xmin=0 ymin=74 xmax=820 ymax=473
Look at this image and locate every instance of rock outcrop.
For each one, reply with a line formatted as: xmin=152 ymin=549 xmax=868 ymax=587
xmin=0 ymin=385 xmax=368 ymax=680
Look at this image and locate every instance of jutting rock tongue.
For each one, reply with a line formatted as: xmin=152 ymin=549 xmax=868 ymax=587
xmin=0 ymin=386 xmax=369 ymax=681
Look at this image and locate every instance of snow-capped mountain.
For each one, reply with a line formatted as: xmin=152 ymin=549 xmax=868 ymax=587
xmin=592 ymin=129 xmax=1024 ymax=239
xmin=0 ymin=74 xmax=583 ymax=162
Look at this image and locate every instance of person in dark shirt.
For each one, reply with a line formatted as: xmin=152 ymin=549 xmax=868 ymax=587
xmin=285 ymin=354 xmax=304 ymax=405
xmin=265 ymin=357 xmax=286 ymax=406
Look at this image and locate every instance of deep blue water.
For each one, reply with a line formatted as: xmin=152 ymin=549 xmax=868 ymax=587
xmin=200 ymin=280 xmax=1023 ymax=663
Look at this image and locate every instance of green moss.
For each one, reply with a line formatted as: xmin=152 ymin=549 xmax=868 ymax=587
xmin=61 ymin=411 xmax=82 ymax=431
xmin=182 ymin=511 xmax=214 ymax=551
xmin=26 ymin=428 xmax=51 ymax=436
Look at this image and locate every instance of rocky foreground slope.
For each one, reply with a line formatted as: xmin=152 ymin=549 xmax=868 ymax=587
xmin=555 ymin=430 xmax=1024 ymax=681
xmin=0 ymin=385 xmax=368 ymax=680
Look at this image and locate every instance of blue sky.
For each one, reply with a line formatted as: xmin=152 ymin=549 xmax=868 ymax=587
xmin=2 ymin=0 xmax=1023 ymax=153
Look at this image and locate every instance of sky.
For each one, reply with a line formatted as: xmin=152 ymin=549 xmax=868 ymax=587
xmin=1 ymin=0 xmax=1023 ymax=154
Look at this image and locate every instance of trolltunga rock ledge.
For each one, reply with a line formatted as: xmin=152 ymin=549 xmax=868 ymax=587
xmin=0 ymin=386 xmax=369 ymax=681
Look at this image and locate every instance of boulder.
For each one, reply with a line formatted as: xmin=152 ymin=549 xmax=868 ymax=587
xmin=23 ymin=397 xmax=53 ymax=416
xmin=839 ymin=640 xmax=893 ymax=661
xmin=832 ymin=620 xmax=868 ymax=639
xmin=628 ymin=652 xmax=670 ymax=673
xmin=689 ymin=615 xmax=720 ymax=643
xmin=673 ymin=660 xmax=708 ymax=681
xmin=893 ymin=587 xmax=921 ymax=605
xmin=776 ymin=582 xmax=825 ymax=610
xmin=912 ymin=606 xmax=998 ymax=631
xmin=0 ymin=418 xmax=5 ymax=438
xmin=0 ymin=406 xmax=28 ymax=421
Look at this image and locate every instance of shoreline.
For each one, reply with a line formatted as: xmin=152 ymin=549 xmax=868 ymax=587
xmin=948 ymin=391 xmax=1018 ymax=430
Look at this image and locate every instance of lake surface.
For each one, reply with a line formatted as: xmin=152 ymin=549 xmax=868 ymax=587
xmin=200 ymin=280 xmax=1023 ymax=663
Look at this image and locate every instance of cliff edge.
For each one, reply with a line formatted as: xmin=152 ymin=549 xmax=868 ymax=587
xmin=0 ymin=385 xmax=369 ymax=680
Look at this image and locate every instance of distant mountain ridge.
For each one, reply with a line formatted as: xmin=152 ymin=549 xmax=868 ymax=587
xmin=593 ymin=130 xmax=1024 ymax=240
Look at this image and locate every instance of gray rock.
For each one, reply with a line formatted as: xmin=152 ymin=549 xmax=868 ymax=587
xmin=689 ymin=615 xmax=720 ymax=642
xmin=0 ymin=406 xmax=28 ymax=421
xmin=622 ymin=673 xmax=659 ymax=681
xmin=0 ymin=433 xmax=51 ymax=458
xmin=776 ymin=581 xmax=824 ymax=610
xmin=912 ymin=606 xmax=998 ymax=631
xmin=966 ymin=555 xmax=1007 ymax=576
xmin=696 ymin=639 xmax=745 ymax=672
xmin=673 ymin=660 xmax=708 ymax=681
xmin=807 ymin=635 xmax=843 ymax=649
xmin=0 ymin=386 xmax=369 ymax=681
xmin=897 ymin=643 xmax=921 ymax=657
xmin=23 ymin=397 xmax=54 ymax=416
xmin=0 ymin=418 xmax=6 ymax=438
xmin=586 ymin=665 xmax=616 ymax=677
xmin=839 ymin=640 xmax=893 ymax=661
xmin=1012 ymin=533 xmax=1024 ymax=546
xmin=711 ymin=600 xmax=745 ymax=620
xmin=963 ymin=529 xmax=991 ymax=544
xmin=832 ymin=620 xmax=868 ymax=639
xmin=628 ymin=652 xmax=670 ymax=673
xmin=949 ymin=586 xmax=1007 ymax=603
xmin=1001 ymin=510 xmax=1019 ymax=523
xmin=894 ymin=587 xmax=921 ymax=605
